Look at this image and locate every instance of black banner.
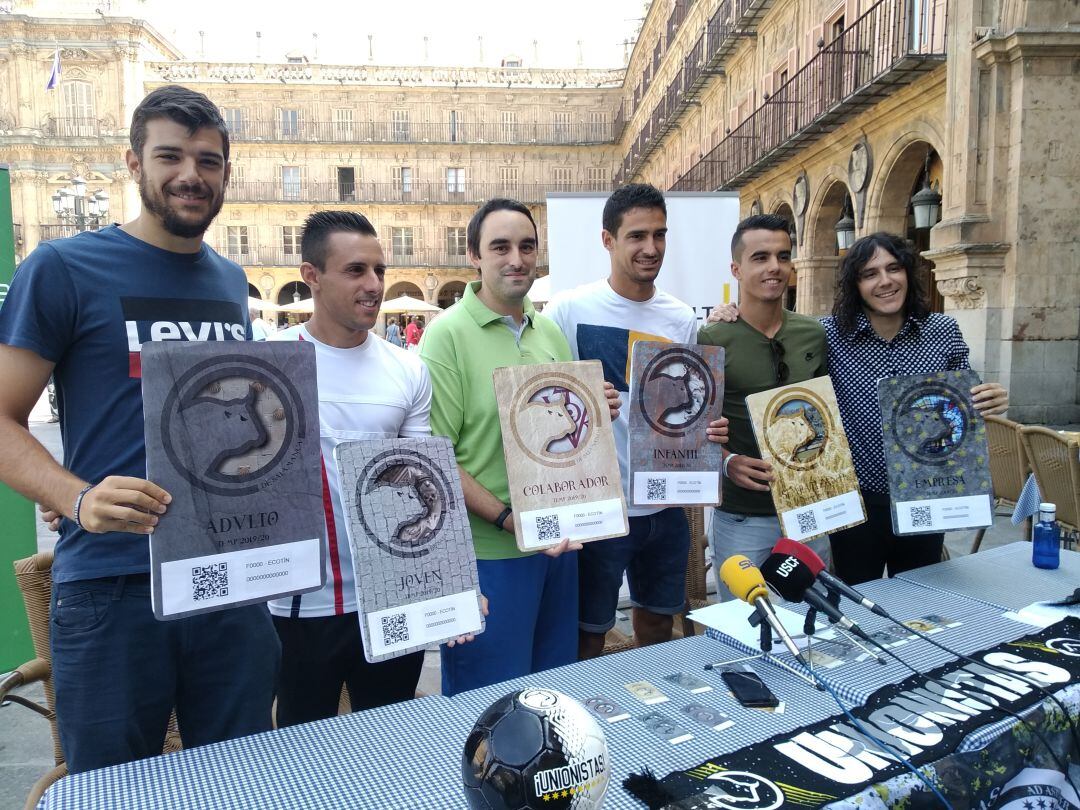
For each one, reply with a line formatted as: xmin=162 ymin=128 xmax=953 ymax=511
xmin=644 ymin=619 xmax=1080 ymax=809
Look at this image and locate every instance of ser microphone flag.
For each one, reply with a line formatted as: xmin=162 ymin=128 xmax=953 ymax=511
xmin=718 ymin=554 xmax=808 ymax=665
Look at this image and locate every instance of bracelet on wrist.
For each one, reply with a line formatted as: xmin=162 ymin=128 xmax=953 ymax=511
xmin=722 ymin=454 xmax=738 ymax=477
xmin=73 ymin=483 xmax=95 ymax=530
xmin=493 ymin=506 xmax=513 ymax=532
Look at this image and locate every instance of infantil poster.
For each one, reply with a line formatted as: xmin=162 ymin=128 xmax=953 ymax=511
xmin=494 ymin=360 xmax=628 ymax=551
xmin=142 ymin=341 xmax=325 ymax=620
xmin=628 ymin=341 xmax=724 ymax=507
xmin=746 ymin=375 xmax=865 ymax=541
xmin=334 ymin=437 xmax=484 ymax=663
xmin=878 ymin=370 xmax=993 ymax=534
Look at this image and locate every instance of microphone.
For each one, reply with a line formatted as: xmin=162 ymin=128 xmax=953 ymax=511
xmin=760 ymin=552 xmax=872 ymax=642
xmin=774 ymin=537 xmax=890 ymax=618
xmin=719 ymin=555 xmax=808 ymax=665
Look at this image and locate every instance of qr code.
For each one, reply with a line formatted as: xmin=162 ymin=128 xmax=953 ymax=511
xmin=536 ymin=513 xmax=561 ymax=543
xmin=795 ymin=510 xmax=818 ymax=535
xmin=381 ymin=612 xmax=409 ymax=646
xmin=646 ymin=478 xmax=667 ymax=501
xmin=910 ymin=506 xmax=933 ymax=528
xmin=192 ymin=562 xmax=228 ymax=601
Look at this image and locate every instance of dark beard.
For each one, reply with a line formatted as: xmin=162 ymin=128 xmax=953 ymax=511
xmin=139 ymin=175 xmax=224 ymax=239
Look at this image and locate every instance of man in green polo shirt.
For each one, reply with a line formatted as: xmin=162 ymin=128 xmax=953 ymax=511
xmin=421 ymin=198 xmax=612 ymax=695
xmin=697 ymin=214 xmax=831 ymax=595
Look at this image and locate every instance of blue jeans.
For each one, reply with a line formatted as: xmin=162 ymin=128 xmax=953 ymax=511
xmin=440 ymin=553 xmax=577 ymax=697
xmin=708 ymin=511 xmax=832 ymax=599
xmin=50 ymin=574 xmax=280 ymax=773
xmin=578 ymin=507 xmax=690 ymax=633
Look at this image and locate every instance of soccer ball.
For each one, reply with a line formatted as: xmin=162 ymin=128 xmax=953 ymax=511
xmin=462 ymin=688 xmax=610 ymax=810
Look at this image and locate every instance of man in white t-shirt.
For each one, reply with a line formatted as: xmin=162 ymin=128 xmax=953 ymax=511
xmin=269 ymin=210 xmax=478 ymax=724
xmin=544 ymin=184 xmax=727 ymax=659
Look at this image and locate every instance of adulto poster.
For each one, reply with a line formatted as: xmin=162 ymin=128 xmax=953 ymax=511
xmin=142 ymin=340 xmax=325 ymax=620
xmin=335 ymin=437 xmax=484 ymax=663
xmin=878 ymin=369 xmax=993 ymax=534
xmin=746 ymin=375 xmax=865 ymax=541
xmin=494 ymin=360 xmax=628 ymax=551
xmin=628 ymin=341 xmax=725 ymax=507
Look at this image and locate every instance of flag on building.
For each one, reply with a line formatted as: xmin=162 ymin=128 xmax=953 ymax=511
xmin=45 ymin=48 xmax=61 ymax=91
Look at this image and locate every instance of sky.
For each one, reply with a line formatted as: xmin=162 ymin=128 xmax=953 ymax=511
xmin=137 ymin=0 xmax=649 ymax=69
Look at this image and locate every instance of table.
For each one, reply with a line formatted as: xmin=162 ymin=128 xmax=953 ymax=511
xmin=37 ymin=551 xmax=1080 ymax=810
xmin=895 ymin=541 xmax=1080 ymax=610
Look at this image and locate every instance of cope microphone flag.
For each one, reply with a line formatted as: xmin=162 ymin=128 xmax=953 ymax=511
xmin=718 ymin=555 xmax=807 ymax=665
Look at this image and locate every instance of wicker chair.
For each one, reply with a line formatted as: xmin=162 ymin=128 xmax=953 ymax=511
xmin=1019 ymin=426 xmax=1080 ymax=539
xmin=970 ymin=415 xmax=1030 ymax=553
xmin=1 ymin=552 xmax=182 ymax=810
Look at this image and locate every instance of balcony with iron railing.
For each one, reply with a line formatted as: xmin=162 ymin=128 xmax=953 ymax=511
xmin=672 ymin=0 xmax=947 ymax=192
xmin=39 ymin=224 xmax=83 ymax=241
xmin=225 ymin=180 xmax=614 ymax=205
xmin=622 ymin=0 xmax=772 ymax=175
xmin=224 ymin=119 xmax=615 ymax=146
xmin=41 ymin=116 xmax=121 ymax=138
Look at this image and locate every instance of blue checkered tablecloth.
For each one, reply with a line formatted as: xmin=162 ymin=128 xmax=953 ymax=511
xmin=35 ymin=558 xmax=1080 ymax=810
xmin=895 ymin=541 xmax=1080 ymax=610
xmin=37 ymin=695 xmax=475 ymax=810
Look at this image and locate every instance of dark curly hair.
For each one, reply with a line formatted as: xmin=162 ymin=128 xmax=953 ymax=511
xmin=832 ymin=232 xmax=929 ymax=334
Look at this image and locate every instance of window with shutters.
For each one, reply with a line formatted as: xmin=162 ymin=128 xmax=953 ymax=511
xmin=446 ymin=226 xmax=467 ymax=256
xmin=391 ymin=109 xmax=410 ymax=142
xmin=552 ymin=111 xmax=572 ymax=143
xmin=586 ymin=167 xmax=609 ymax=188
xmin=281 ymin=226 xmax=301 ymax=257
xmin=587 ymin=111 xmax=609 ymax=141
xmin=332 ymin=108 xmax=354 ymax=140
xmin=226 ymin=226 xmax=249 ymax=258
xmin=281 ymin=166 xmax=301 ymax=200
xmin=391 ymin=227 xmax=414 ymax=257
xmin=501 ymin=111 xmax=517 ymax=142
xmin=278 ymin=108 xmax=300 ymax=139
xmin=222 ymin=107 xmax=246 ymax=138
xmin=552 ymin=167 xmax=573 ymax=191
xmin=446 ymin=167 xmax=465 ymax=193
xmin=393 ymin=166 xmax=413 ymax=193
xmin=61 ymin=81 xmax=94 ymax=135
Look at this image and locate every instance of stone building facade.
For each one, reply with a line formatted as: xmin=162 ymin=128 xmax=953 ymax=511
xmin=0 ymin=1 xmax=621 ymax=315
xmin=2 ymin=0 xmax=1077 ymax=420
xmin=617 ymin=0 xmax=1078 ymax=422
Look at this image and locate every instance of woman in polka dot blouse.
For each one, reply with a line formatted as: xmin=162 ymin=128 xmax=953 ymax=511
xmin=708 ymin=232 xmax=1008 ymax=583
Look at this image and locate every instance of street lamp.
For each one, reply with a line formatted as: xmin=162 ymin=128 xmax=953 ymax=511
xmin=834 ymin=196 xmax=855 ymax=252
xmin=910 ymin=150 xmax=942 ymax=229
xmin=52 ymin=176 xmax=110 ymax=232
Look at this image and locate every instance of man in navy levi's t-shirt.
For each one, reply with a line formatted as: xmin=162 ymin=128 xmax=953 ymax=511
xmin=0 ymin=86 xmax=279 ymax=773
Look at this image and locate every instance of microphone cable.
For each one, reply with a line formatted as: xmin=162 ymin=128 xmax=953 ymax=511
xmin=859 ymin=632 xmax=1080 ymax=800
xmin=808 ymin=670 xmax=954 ymax=809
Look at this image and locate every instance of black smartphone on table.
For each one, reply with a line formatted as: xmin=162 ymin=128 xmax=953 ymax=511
xmin=720 ymin=667 xmax=780 ymax=708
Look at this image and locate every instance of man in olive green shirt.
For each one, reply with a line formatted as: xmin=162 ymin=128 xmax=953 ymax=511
xmin=421 ymin=198 xmax=604 ymax=695
xmin=698 ymin=214 xmax=831 ymax=595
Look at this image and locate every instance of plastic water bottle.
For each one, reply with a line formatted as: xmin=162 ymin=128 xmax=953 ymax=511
xmin=1032 ymin=502 xmax=1061 ymax=570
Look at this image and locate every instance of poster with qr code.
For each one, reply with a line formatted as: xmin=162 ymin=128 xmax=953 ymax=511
xmin=878 ymin=370 xmax=993 ymax=535
xmin=746 ymin=376 xmax=865 ymax=541
xmin=627 ymin=342 xmax=725 ymax=506
xmin=334 ymin=437 xmax=483 ymax=662
xmin=494 ymin=360 xmax=628 ymax=551
xmin=142 ymin=341 xmax=325 ymax=620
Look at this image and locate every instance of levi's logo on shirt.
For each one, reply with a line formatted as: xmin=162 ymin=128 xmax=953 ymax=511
xmin=121 ymin=296 xmax=246 ymax=377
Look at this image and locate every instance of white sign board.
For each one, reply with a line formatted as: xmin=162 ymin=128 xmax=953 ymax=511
xmin=545 ymin=192 xmax=741 ymax=327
